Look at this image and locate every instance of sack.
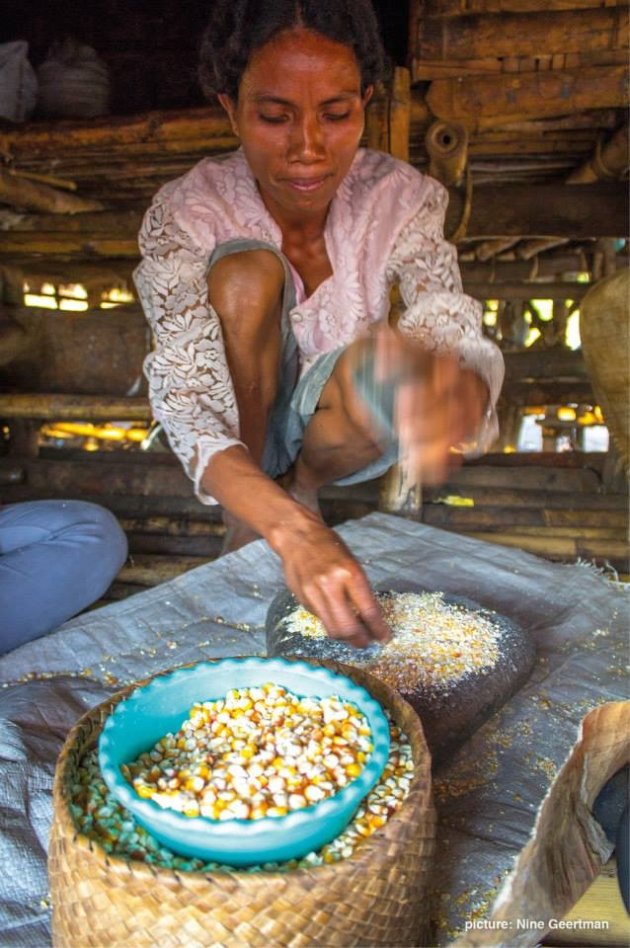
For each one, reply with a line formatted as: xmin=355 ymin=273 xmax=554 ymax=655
xmin=0 ymin=41 xmax=38 ymax=122
xmin=36 ymin=37 xmax=110 ymax=118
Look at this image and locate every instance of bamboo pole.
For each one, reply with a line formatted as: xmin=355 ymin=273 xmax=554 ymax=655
xmin=371 ymin=68 xmax=424 ymax=519
xmin=566 ymin=123 xmax=630 ymax=183
xmin=0 ymin=107 xmax=236 ymax=159
xmin=0 ymin=169 xmax=103 ymax=214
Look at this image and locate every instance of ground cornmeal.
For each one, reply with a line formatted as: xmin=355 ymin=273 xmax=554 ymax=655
xmin=283 ymin=591 xmax=502 ymax=692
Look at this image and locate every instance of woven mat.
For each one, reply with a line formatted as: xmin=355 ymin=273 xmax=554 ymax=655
xmin=0 ymin=513 xmax=627 ymax=946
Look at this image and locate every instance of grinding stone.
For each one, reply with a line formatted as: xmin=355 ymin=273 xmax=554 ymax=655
xmin=266 ymin=581 xmax=536 ymax=766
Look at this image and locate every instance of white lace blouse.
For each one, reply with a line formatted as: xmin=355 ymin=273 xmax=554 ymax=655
xmin=134 ymin=148 xmax=504 ymax=505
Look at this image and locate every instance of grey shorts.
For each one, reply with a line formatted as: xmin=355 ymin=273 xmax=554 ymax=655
xmin=207 ymin=239 xmax=399 ymax=487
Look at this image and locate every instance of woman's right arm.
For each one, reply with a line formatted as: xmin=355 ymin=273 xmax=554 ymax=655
xmin=134 ymin=190 xmax=244 ymax=504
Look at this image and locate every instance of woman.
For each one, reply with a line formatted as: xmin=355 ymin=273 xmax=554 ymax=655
xmin=134 ymin=0 xmax=504 ymax=648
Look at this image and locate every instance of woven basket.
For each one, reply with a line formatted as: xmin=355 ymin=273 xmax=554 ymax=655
xmin=49 ymin=659 xmax=436 ymax=947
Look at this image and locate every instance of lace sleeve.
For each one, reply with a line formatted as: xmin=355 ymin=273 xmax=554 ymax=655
xmin=386 ymin=177 xmax=505 ymax=450
xmin=134 ymin=190 xmax=242 ymax=505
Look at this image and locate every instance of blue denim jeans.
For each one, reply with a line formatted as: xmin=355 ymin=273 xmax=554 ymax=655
xmin=0 ymin=500 xmax=128 ymax=655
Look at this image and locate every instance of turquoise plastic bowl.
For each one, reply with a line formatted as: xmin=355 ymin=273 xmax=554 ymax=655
xmin=98 ymin=657 xmax=390 ymax=867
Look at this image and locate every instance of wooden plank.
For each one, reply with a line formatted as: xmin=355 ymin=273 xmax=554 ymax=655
xmin=119 ymin=516 xmax=225 ymax=537
xmin=0 ymin=169 xmax=103 ymax=215
xmin=2 ymin=184 xmax=624 ymax=264
xmin=500 ymin=380 xmax=595 ymax=405
xmin=2 ymin=453 xmax=602 ymax=494
xmin=458 ymin=530 xmax=629 ymax=563
xmin=413 ymin=48 xmax=628 ymax=81
xmin=437 ymin=464 xmax=603 ymax=491
xmin=543 ymin=859 xmax=630 ymax=948
xmin=0 ymin=394 xmax=151 ymax=421
xmin=0 ymin=107 xmax=236 ymax=160
xmin=503 ymin=349 xmax=590 ymax=382
xmin=422 ymin=504 xmax=627 ymax=526
xmin=464 ymin=281 xmax=589 ymax=300
xmin=415 ymin=9 xmax=628 ymax=62
xmin=425 ymin=0 xmax=628 ymax=17
xmin=1 ymin=305 xmax=149 ymax=395
xmin=460 ymin=255 xmax=627 ymax=282
xmin=127 ymin=532 xmax=223 ymax=557
xmin=427 ymin=66 xmax=629 ymax=129
xmin=445 ymin=182 xmax=626 ymax=239
xmin=0 ymin=455 xmax=192 ymax=498
xmin=466 ymin=451 xmax=608 ymax=469
xmin=118 ymin=554 xmax=207 ymax=586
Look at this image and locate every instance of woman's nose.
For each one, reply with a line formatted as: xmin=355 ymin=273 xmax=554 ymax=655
xmin=289 ymin=115 xmax=325 ymax=160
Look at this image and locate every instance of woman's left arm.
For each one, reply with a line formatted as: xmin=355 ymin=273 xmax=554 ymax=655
xmin=385 ymin=177 xmax=504 ymax=449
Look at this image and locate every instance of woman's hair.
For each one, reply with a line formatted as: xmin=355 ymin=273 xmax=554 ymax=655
xmin=198 ymin=0 xmax=387 ymax=101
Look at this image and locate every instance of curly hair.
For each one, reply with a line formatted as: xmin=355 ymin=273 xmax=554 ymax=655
xmin=198 ymin=0 xmax=387 ymax=101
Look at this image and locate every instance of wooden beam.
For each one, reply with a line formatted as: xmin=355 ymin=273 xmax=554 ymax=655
xmin=502 ymin=348 xmax=590 ymax=382
xmin=0 ymin=393 xmax=151 ymax=420
xmin=460 ymin=253 xmax=628 ymax=281
xmin=464 ymin=281 xmax=590 ymax=300
xmin=445 ymin=183 xmax=626 ymax=239
xmin=0 ymin=305 xmax=148 ymax=394
xmin=427 ymin=65 xmax=629 ymax=129
xmin=425 ymin=0 xmax=628 ymax=17
xmin=0 ymin=169 xmax=103 ymax=214
xmin=414 ymin=9 xmax=628 ymax=62
xmin=1 ymin=183 xmax=622 ymax=263
xmin=0 ymin=107 xmax=237 ymax=161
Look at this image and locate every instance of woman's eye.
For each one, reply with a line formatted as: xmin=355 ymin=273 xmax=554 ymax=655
xmin=258 ymin=113 xmax=288 ymax=124
xmin=324 ymin=112 xmax=351 ymax=122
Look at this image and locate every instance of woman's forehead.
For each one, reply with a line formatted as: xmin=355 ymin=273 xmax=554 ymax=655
xmin=240 ymin=28 xmax=362 ymax=98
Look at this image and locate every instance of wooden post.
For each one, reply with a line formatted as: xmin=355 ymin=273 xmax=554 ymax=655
xmin=370 ymin=68 xmax=424 ymax=519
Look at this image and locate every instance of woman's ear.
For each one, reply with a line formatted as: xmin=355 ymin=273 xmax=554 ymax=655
xmin=362 ymin=85 xmax=374 ymax=108
xmin=218 ymin=94 xmax=239 ymax=137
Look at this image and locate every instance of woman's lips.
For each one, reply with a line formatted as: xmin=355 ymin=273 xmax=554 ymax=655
xmin=285 ymin=175 xmax=330 ymax=193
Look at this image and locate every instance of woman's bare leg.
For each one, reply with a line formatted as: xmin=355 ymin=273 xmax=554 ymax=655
xmin=207 ymin=249 xmax=285 ymax=550
xmin=288 ymin=340 xmax=384 ymax=511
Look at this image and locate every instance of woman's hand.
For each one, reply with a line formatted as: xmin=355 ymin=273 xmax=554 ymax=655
xmin=269 ymin=511 xmax=391 ymax=649
xmin=373 ymin=327 xmax=488 ymax=484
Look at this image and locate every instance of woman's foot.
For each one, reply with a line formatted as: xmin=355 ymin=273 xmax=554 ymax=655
xmin=276 ymin=464 xmax=323 ymax=520
xmin=220 ymin=462 xmax=323 ymax=555
xmin=221 ymin=510 xmax=260 ymax=554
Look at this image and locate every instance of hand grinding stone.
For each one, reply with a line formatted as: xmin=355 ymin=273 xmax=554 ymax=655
xmin=266 ymin=581 xmax=536 ymax=766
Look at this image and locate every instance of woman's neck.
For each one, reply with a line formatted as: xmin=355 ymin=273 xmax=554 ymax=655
xmin=258 ymin=188 xmax=329 ymax=240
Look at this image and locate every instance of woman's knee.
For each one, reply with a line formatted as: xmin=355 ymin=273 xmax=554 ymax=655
xmin=319 ymin=344 xmax=384 ymax=450
xmin=83 ymin=503 xmax=128 ymax=572
xmin=207 ymin=249 xmax=285 ymax=335
xmin=46 ymin=500 xmax=128 ymax=574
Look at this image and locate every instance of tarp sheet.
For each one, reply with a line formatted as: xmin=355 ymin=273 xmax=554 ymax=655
xmin=0 ymin=513 xmax=627 ymax=946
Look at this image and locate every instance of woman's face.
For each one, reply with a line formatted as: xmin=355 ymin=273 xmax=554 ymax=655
xmin=219 ymin=28 xmax=372 ymax=224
